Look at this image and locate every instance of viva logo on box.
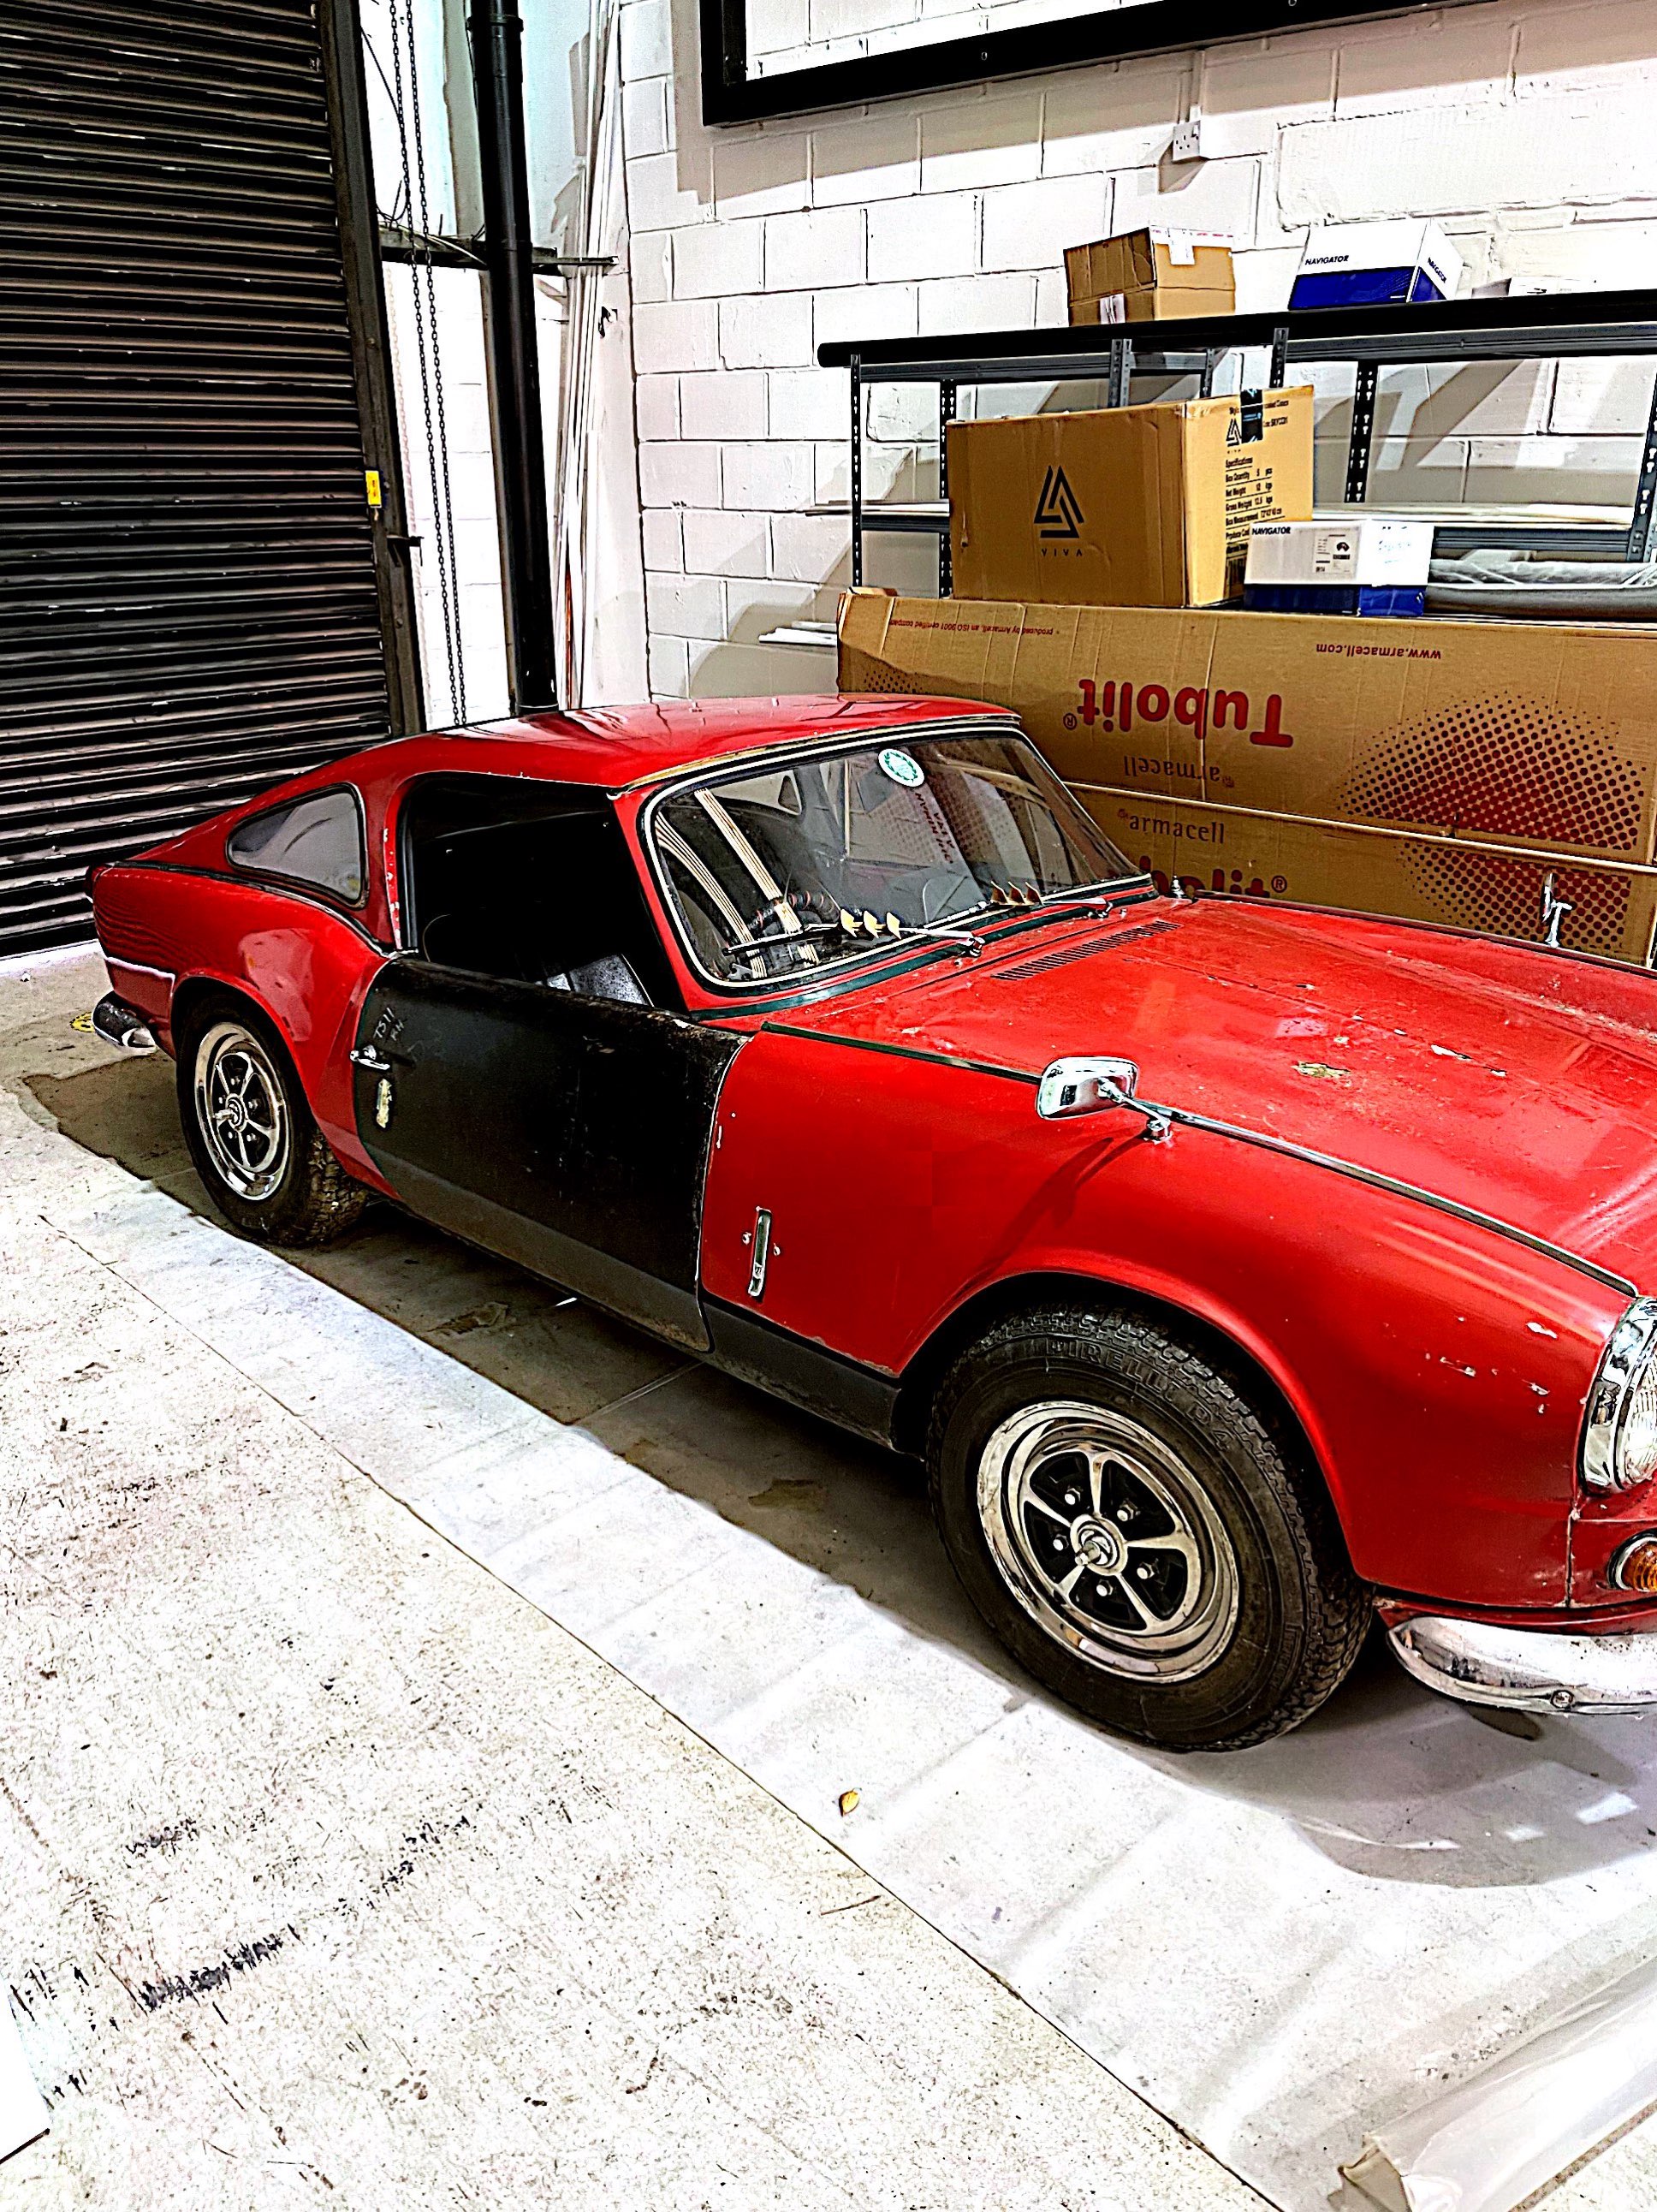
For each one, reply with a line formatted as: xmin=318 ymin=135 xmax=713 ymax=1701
xmin=1034 ymin=466 xmax=1084 ymax=542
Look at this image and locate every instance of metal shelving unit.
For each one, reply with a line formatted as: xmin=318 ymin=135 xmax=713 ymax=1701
xmin=817 ymin=288 xmax=1657 ymax=593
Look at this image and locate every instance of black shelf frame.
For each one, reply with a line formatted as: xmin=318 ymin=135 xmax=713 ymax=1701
xmin=817 ymin=288 xmax=1657 ymax=592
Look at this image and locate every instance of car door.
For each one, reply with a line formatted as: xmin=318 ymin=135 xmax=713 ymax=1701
xmin=349 ymin=776 xmax=743 ymax=1350
xmin=350 ymin=966 xmax=739 ymax=1347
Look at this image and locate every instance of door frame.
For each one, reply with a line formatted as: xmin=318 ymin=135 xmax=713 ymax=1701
xmin=317 ymin=0 xmax=425 ymax=736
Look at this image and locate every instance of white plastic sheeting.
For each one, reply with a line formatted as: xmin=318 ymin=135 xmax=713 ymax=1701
xmin=40 ymin=1167 xmax=1657 ymax=2212
xmin=1343 ymin=1954 xmax=1657 ymax=2212
xmin=550 ymin=0 xmax=649 ymax=710
xmin=0 ymin=2001 xmax=46 ymax=2164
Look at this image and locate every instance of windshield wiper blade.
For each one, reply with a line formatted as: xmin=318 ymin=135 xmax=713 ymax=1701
xmin=888 ymin=919 xmax=984 ymax=955
xmin=745 ymin=911 xmax=983 ymax=963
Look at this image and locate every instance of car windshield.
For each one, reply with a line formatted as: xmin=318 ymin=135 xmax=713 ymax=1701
xmin=650 ymin=731 xmax=1139 ymax=986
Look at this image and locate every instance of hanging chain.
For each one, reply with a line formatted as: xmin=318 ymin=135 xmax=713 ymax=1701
xmin=386 ymin=0 xmax=466 ymax=725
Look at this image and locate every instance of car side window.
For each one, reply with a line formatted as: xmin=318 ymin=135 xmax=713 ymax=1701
xmin=398 ymin=774 xmax=680 ymax=1011
xmin=227 ymin=788 xmax=365 ymax=905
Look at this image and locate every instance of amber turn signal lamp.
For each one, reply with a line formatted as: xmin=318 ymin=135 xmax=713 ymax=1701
xmin=1610 ymin=1535 xmax=1657 ymax=1595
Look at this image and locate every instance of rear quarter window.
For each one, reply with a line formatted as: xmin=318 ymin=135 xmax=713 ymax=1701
xmin=226 ymin=788 xmax=366 ymax=906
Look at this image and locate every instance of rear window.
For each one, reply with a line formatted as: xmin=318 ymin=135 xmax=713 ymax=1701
xmin=227 ymin=788 xmax=366 ymax=905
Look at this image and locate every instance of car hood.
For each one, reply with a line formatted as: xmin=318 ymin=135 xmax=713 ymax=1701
xmin=793 ymin=895 xmax=1657 ymax=1292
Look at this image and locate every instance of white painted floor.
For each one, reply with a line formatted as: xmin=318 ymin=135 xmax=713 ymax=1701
xmin=2 ymin=947 xmax=1654 ymax=2212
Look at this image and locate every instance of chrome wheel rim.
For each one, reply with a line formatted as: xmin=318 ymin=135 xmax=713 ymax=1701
xmin=193 ymin=1021 xmax=290 ymax=1201
xmin=977 ymin=1399 xmax=1239 ymax=1682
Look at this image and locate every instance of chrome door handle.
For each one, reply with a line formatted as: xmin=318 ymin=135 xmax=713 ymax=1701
xmin=745 ymin=1207 xmax=773 ymax=1300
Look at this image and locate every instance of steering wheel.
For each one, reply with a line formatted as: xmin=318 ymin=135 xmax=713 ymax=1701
xmin=739 ymin=892 xmax=846 ymax=947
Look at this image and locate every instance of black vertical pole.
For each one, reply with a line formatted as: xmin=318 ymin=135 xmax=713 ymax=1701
xmin=469 ymin=0 xmax=558 ymax=711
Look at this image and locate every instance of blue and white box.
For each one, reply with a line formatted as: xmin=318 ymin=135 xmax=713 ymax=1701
xmin=1244 ymin=517 xmax=1436 ymax=617
xmin=1290 ymin=222 xmax=1462 ymax=310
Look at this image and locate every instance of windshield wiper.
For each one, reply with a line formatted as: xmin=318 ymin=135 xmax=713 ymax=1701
xmin=741 ymin=909 xmax=983 ymax=964
xmin=892 ymin=919 xmax=984 ymax=955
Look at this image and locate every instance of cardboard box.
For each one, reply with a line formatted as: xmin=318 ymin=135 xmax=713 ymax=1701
xmin=1065 ymin=229 xmax=1235 ymax=326
xmin=836 ymin=588 xmax=1657 ymax=963
xmin=1244 ymin=516 xmax=1434 ymax=617
xmin=947 ymin=387 xmax=1313 ymax=611
xmin=1093 ymin=802 xmax=1656 ymax=965
xmin=1291 ymin=221 xmax=1461 ymax=309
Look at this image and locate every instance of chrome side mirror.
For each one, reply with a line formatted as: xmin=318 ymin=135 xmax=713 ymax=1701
xmin=1036 ymin=1056 xmax=1173 ymax=1143
xmin=1036 ymin=1056 xmax=1141 ymax=1118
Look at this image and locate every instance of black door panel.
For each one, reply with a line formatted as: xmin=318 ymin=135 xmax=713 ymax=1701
xmin=353 ymin=959 xmax=743 ymax=1348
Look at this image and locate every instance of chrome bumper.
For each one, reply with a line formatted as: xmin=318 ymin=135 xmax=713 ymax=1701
xmin=90 ymin=991 xmax=156 ymax=1054
xmin=1389 ymin=1614 xmax=1657 ymax=1715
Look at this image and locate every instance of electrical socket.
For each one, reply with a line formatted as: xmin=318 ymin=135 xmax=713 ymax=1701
xmin=1171 ymin=114 xmax=1203 ymax=163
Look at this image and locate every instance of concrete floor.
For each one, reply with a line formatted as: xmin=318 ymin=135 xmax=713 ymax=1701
xmin=0 ymin=947 xmax=1261 ymax=2209
xmin=1 ymin=946 xmax=1653 ymax=2212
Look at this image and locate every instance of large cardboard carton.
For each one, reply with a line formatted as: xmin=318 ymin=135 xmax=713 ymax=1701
xmin=1065 ymin=229 xmax=1235 ymax=326
xmin=837 ymin=589 xmax=1657 ymax=963
xmin=947 ymin=387 xmax=1313 ymax=611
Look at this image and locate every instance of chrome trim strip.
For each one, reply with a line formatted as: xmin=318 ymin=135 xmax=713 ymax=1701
xmin=105 ymin=955 xmax=177 ymax=986
xmin=760 ymin=1020 xmax=1039 ymax=1088
xmin=1388 ymin=1613 xmax=1657 ymax=1715
xmin=1137 ymin=1097 xmax=1638 ymax=1298
xmin=1582 ymin=1296 xmax=1657 ymax=1491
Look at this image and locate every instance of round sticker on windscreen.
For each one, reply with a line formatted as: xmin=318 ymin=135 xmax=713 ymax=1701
xmin=878 ymin=747 xmax=924 ymax=788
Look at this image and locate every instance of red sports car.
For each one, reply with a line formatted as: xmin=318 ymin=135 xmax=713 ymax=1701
xmin=88 ymin=694 xmax=1657 ymax=1751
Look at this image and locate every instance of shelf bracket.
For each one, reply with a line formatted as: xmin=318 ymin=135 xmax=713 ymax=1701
xmin=849 ymin=351 xmax=863 ymax=588
xmin=938 ymin=379 xmax=956 ymax=595
xmin=1345 ymin=360 xmax=1379 ymax=506
xmin=1631 ymin=368 xmax=1657 ymax=561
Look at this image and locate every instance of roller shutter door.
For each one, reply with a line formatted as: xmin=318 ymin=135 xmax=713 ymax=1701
xmin=0 ymin=0 xmax=397 ymax=954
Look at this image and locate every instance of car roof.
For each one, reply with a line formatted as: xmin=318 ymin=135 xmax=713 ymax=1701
xmin=361 ymin=693 xmax=1015 ymax=795
xmin=125 ymin=693 xmax=1022 ymax=896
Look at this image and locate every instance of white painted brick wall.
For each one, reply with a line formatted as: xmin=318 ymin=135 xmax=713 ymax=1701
xmin=619 ymin=0 xmax=1657 ymax=699
xmin=680 ymin=368 xmax=769 ymax=438
xmin=764 ymin=205 xmax=866 ymax=287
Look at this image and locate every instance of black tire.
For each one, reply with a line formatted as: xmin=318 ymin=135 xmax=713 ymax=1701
xmin=175 ymin=993 xmax=369 ymax=1248
xmin=927 ymin=1305 xmax=1369 ymax=1751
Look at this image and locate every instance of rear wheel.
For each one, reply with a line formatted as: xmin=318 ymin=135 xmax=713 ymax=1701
xmin=927 ymin=1305 xmax=1369 ymax=1751
xmin=176 ymin=997 xmax=367 ymax=1247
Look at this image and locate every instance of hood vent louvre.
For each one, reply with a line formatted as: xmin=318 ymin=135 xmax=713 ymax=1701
xmin=994 ymin=919 xmax=1172 ymax=982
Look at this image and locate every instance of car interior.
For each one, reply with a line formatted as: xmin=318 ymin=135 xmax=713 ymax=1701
xmin=652 ymin=744 xmax=1113 ymax=982
xmin=399 ymin=775 xmax=679 ymax=1008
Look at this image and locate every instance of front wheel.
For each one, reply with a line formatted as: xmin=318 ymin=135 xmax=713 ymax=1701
xmin=177 ymin=998 xmax=368 ymax=1248
xmin=927 ymin=1305 xmax=1369 ymax=1751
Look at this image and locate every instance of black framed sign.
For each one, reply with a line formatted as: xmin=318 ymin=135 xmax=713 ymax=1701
xmin=701 ymin=0 xmax=1470 ymax=127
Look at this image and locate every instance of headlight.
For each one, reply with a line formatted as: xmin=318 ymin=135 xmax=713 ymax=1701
xmin=1583 ymin=1297 xmax=1657 ymax=1493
